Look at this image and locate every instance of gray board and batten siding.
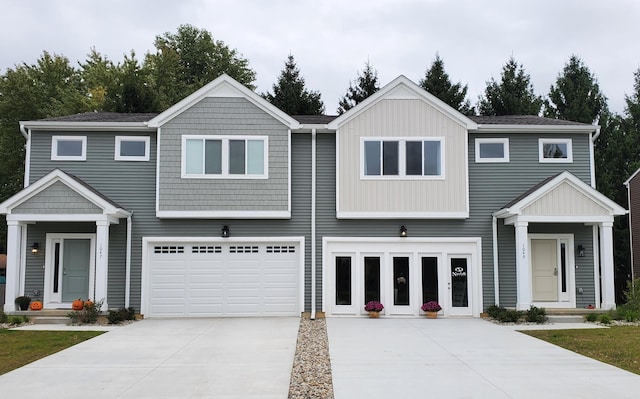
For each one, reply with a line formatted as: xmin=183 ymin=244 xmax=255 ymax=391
xmin=27 ymin=128 xmax=313 ymax=311
xmin=157 ymin=97 xmax=289 ymax=213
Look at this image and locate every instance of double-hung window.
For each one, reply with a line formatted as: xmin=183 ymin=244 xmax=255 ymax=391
xmin=182 ymin=135 xmax=268 ymax=178
xmin=51 ymin=136 xmax=86 ymax=161
xmin=363 ymin=137 xmax=443 ymax=178
xmin=539 ymin=138 xmax=572 ymax=163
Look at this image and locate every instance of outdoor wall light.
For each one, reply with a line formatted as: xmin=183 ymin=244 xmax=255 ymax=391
xmin=400 ymin=225 xmax=408 ymax=237
xmin=31 ymin=242 xmax=39 ymax=254
xmin=577 ymin=244 xmax=585 ymax=257
xmin=221 ymin=225 xmax=230 ymax=238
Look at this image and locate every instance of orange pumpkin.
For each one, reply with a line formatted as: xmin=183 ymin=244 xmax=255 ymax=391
xmin=84 ymin=300 xmax=94 ymax=309
xmin=30 ymin=300 xmax=43 ymax=311
xmin=72 ymin=299 xmax=84 ymax=310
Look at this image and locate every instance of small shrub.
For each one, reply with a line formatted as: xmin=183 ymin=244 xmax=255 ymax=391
xmin=21 ymin=315 xmax=29 ymax=324
xmin=616 ymin=306 xmax=639 ymax=322
xmin=0 ymin=310 xmax=7 ymax=324
xmin=599 ymin=314 xmax=611 ymax=324
xmin=7 ymin=316 xmax=23 ymax=325
xmin=497 ymin=309 xmax=523 ymax=323
xmin=67 ymin=300 xmax=103 ymax=324
xmin=584 ymin=313 xmax=597 ymax=322
xmin=107 ymin=307 xmax=136 ymax=324
xmin=525 ymin=306 xmax=547 ymax=324
xmin=486 ymin=305 xmax=505 ymax=319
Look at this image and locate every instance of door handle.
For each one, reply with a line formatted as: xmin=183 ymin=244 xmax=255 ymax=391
xmin=553 ymin=267 xmax=558 ymax=276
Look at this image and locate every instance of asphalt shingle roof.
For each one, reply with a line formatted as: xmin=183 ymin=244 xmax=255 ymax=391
xmin=40 ymin=112 xmax=158 ymax=123
xmin=468 ymin=115 xmax=592 ymax=126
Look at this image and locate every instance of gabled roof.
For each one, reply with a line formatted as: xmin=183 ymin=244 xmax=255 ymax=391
xmin=624 ymin=167 xmax=640 ymax=187
xmin=0 ymin=169 xmax=130 ymax=219
xmin=327 ymin=75 xmax=478 ymax=130
xmin=148 ymin=74 xmax=302 ymax=129
xmin=470 ymin=115 xmax=598 ymax=133
xmin=494 ymin=171 xmax=626 ymax=221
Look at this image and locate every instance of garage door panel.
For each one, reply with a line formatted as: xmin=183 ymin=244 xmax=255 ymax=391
xmin=147 ymin=241 xmax=300 ymax=317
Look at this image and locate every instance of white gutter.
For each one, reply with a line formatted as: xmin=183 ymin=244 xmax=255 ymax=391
xmin=125 ymin=213 xmax=132 ymax=308
xmin=20 ymin=125 xmax=30 ymax=188
xmin=492 ymin=215 xmax=500 ymax=305
xmin=311 ymin=128 xmax=317 ymax=320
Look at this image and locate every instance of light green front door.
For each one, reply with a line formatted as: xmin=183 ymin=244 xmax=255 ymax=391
xmin=61 ymin=239 xmax=91 ymax=302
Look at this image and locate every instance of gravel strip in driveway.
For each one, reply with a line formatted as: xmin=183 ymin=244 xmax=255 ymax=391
xmin=288 ymin=317 xmax=334 ymax=399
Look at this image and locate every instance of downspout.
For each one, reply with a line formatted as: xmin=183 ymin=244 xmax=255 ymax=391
xmin=492 ymin=215 xmax=500 ymax=305
xmin=589 ymin=126 xmax=600 ymax=188
xmin=20 ymin=125 xmax=30 ymax=188
xmin=311 ymin=128 xmax=317 ymax=320
xmin=125 ymin=213 xmax=133 ymax=308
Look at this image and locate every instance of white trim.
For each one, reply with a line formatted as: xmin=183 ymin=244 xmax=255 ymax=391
xmin=472 ymin=124 xmax=597 ymax=134
xmin=51 ymin=135 xmax=87 ymax=161
xmin=6 ymin=214 xmax=118 ymax=223
xmin=528 ymin=234 xmax=576 ymax=309
xmin=538 ymin=138 xmax=573 ymax=163
xmin=155 ymin=127 xmax=162 ymax=219
xmin=43 ymin=233 xmax=96 ymax=309
xmin=492 ymin=215 xmax=500 ymax=305
xmin=592 ymin=225 xmax=601 ymax=307
xmin=147 ymin=74 xmax=301 ymax=129
xmin=140 ymin=236 xmax=305 ymax=317
xmin=360 ymin=136 xmax=445 ymax=180
xmin=156 ymin=210 xmax=291 ymax=219
xmin=337 ymin=211 xmax=469 ymax=219
xmin=475 ymin=138 xmax=510 ymax=163
xmin=336 ymin=128 xmax=341 ymax=217
xmin=24 ymin=129 xmax=31 ymax=188
xmin=288 ymin=129 xmax=292 ymax=222
xmin=180 ymin=135 xmax=269 ymax=179
xmin=21 ymin=121 xmax=152 ymax=131
xmin=505 ymin=215 xmax=615 ymax=224
xmin=311 ymin=129 xmax=317 ymax=319
xmin=20 ymin=225 xmax=27 ymax=299
xmin=115 ymin=136 xmax=150 ymax=161
xmin=589 ymin=132 xmax=596 ymax=188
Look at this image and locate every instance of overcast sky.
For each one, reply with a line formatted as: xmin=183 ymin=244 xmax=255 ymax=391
xmin=2 ymin=0 xmax=639 ymax=116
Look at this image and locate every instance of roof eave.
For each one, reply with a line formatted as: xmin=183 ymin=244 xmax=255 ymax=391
xmin=471 ymin=124 xmax=597 ymax=133
xmin=20 ymin=121 xmax=154 ymax=132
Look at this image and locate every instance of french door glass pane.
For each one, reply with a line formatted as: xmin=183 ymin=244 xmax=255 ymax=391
xmin=451 ymin=258 xmax=468 ymax=307
xmin=247 ymin=140 xmax=264 ymax=175
xmin=364 ymin=257 xmax=381 ymax=303
xmin=185 ymin=139 xmax=203 ymax=174
xmin=229 ymin=140 xmax=246 ymax=174
xmin=204 ymin=140 xmax=222 ymax=174
xmin=382 ymin=141 xmax=399 ymax=175
xmin=393 ymin=257 xmax=410 ymax=306
xmin=335 ymin=257 xmax=352 ymax=305
xmin=406 ymin=141 xmax=422 ymax=175
xmin=421 ymin=257 xmax=438 ymax=303
xmin=364 ymin=141 xmax=381 ymax=175
xmin=424 ymin=141 xmax=441 ymax=176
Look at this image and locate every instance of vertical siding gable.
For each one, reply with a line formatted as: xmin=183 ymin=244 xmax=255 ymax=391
xmin=521 ymin=181 xmax=611 ymax=216
xmin=338 ymin=99 xmax=468 ymax=215
xmin=158 ymin=97 xmax=290 ymax=213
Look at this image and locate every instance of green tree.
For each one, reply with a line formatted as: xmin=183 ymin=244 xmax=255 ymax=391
xmin=108 ymin=51 xmax=155 ymax=113
xmin=478 ymin=57 xmax=543 ymax=116
xmin=79 ymin=48 xmax=117 ymax=111
xmin=337 ymin=61 xmax=380 ymax=114
xmin=545 ymin=55 xmax=606 ymax=124
xmin=146 ymin=24 xmax=256 ymax=111
xmin=419 ymin=54 xmax=473 ymax=115
xmin=264 ymin=54 xmax=324 ymax=115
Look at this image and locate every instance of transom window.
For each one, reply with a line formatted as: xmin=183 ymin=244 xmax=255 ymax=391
xmin=539 ymin=138 xmax=572 ymax=163
xmin=475 ymin=138 xmax=509 ymax=163
xmin=182 ymin=135 xmax=268 ymax=178
xmin=115 ymin=136 xmax=150 ymax=161
xmin=362 ymin=138 xmax=443 ymax=178
xmin=51 ymin=136 xmax=86 ymax=161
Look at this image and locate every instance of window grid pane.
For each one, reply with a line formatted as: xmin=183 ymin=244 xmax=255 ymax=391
xmin=364 ymin=141 xmax=381 ymax=175
xmin=204 ymin=140 xmax=222 ymax=174
xmin=424 ymin=141 xmax=441 ymax=176
xmin=247 ymin=140 xmax=264 ymax=175
xmin=406 ymin=141 xmax=423 ymax=175
xmin=382 ymin=141 xmax=399 ymax=175
xmin=185 ymin=139 xmax=204 ymax=174
xmin=229 ymin=140 xmax=246 ymax=174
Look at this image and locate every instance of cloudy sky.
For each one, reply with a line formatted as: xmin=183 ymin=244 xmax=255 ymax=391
xmin=2 ymin=0 xmax=639 ymax=115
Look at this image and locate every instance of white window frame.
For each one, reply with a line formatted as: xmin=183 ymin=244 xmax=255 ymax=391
xmin=115 ymin=136 xmax=150 ymax=161
xmin=539 ymin=138 xmax=573 ymax=163
xmin=181 ymin=135 xmax=269 ymax=179
xmin=360 ymin=137 xmax=445 ymax=180
xmin=51 ymin=136 xmax=87 ymax=161
xmin=475 ymin=138 xmax=509 ymax=163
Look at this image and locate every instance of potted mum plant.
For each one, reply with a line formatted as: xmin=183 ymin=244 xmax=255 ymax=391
xmin=364 ymin=301 xmax=384 ymax=318
xmin=15 ymin=295 xmax=31 ymax=311
xmin=421 ymin=301 xmax=442 ymax=319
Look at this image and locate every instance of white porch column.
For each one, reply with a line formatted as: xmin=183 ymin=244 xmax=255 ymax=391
xmin=514 ymin=221 xmax=531 ymax=310
xmin=4 ymin=221 xmax=22 ymax=312
xmin=94 ymin=221 xmax=109 ymax=309
xmin=600 ymin=221 xmax=616 ymax=310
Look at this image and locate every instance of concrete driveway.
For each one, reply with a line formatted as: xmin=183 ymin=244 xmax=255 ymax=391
xmin=327 ymin=318 xmax=640 ymax=399
xmin=0 ymin=318 xmax=299 ymax=399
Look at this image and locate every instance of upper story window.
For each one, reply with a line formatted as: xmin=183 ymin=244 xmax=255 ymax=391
xmin=475 ymin=138 xmax=509 ymax=163
xmin=51 ymin=136 xmax=86 ymax=161
xmin=182 ymin=135 xmax=268 ymax=179
xmin=362 ymin=137 xmax=443 ymax=179
xmin=539 ymin=138 xmax=572 ymax=163
xmin=115 ymin=136 xmax=150 ymax=161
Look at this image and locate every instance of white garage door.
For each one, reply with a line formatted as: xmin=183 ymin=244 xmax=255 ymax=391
xmin=146 ymin=242 xmax=300 ymax=317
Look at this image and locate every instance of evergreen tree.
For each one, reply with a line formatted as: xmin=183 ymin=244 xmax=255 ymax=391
xmin=264 ymin=54 xmax=324 ymax=115
xmin=478 ymin=57 xmax=543 ymax=116
xmin=337 ymin=61 xmax=379 ymax=114
xmin=545 ymin=55 xmax=606 ymax=124
xmin=419 ymin=54 xmax=473 ymax=114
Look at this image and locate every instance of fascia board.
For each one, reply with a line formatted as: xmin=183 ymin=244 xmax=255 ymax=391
xmin=20 ymin=121 xmax=153 ymax=131
xmin=624 ymin=167 xmax=640 ymax=186
xmin=471 ymin=124 xmax=597 ymax=134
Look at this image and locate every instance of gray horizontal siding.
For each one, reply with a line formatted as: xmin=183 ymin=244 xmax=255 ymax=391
xmin=158 ymin=97 xmax=289 ymax=212
xmin=14 ymin=181 xmax=102 ymax=214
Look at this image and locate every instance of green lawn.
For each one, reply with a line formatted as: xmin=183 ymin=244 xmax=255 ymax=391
xmin=0 ymin=330 xmax=104 ymax=375
xmin=523 ymin=326 xmax=640 ymax=375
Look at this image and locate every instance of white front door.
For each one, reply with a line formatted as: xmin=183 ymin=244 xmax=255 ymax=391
xmin=447 ymin=255 xmax=472 ymax=316
xmin=529 ymin=234 xmax=575 ymax=307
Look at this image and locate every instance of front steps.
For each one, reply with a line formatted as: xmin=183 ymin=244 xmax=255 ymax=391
xmin=545 ymin=308 xmax=607 ymax=324
xmin=10 ymin=309 xmax=71 ymax=325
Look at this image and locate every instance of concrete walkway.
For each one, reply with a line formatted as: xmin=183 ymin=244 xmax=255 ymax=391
xmin=0 ymin=318 xmax=299 ymax=399
xmin=327 ymin=318 xmax=640 ymax=399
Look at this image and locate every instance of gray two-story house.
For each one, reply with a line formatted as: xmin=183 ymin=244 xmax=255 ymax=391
xmin=0 ymin=74 xmax=626 ymax=317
